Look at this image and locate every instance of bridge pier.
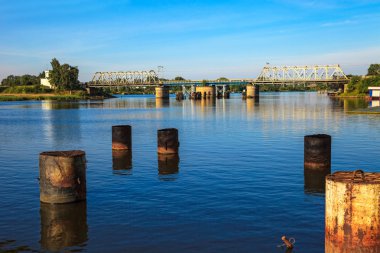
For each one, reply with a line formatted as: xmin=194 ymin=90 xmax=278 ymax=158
xmin=246 ymin=84 xmax=259 ymax=99
xmin=155 ymin=86 xmax=170 ymax=99
xmin=196 ymin=86 xmax=216 ymax=99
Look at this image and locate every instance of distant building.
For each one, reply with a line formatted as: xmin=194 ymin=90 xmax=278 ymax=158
xmin=40 ymin=70 xmax=53 ymax=88
xmin=368 ymin=87 xmax=380 ymax=100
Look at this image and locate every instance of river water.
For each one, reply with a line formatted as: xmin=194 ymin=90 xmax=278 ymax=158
xmin=0 ymin=92 xmax=378 ymax=253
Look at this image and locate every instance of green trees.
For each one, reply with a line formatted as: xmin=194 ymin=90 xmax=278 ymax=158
xmin=217 ymin=77 xmax=229 ymax=81
xmin=368 ymin=64 xmax=380 ymax=76
xmin=49 ymin=58 xmax=80 ymax=90
xmin=174 ymin=76 xmax=186 ymax=81
xmin=1 ymin=74 xmax=40 ymax=86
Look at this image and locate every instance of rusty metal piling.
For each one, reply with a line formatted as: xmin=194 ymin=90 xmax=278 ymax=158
xmin=39 ymin=150 xmax=86 ymax=204
xmin=325 ymin=170 xmax=380 ymax=252
xmin=157 ymin=128 xmax=179 ymax=154
xmin=304 ymin=134 xmax=331 ymax=193
xmin=112 ymin=125 xmax=132 ymax=150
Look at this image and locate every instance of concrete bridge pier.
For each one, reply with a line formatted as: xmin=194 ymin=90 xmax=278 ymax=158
xmin=246 ymin=84 xmax=259 ymax=99
xmin=155 ymin=86 xmax=170 ymax=99
xmin=196 ymin=86 xmax=216 ymax=99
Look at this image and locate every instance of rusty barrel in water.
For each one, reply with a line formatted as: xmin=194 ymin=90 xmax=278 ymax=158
xmin=112 ymin=150 xmax=132 ymax=171
xmin=158 ymin=154 xmax=179 ymax=175
xmin=112 ymin=125 xmax=132 ymax=150
xmin=325 ymin=170 xmax=380 ymax=252
xmin=157 ymin=128 xmax=179 ymax=154
xmin=304 ymin=134 xmax=331 ymax=170
xmin=40 ymin=201 xmax=88 ymax=252
xmin=39 ymin=150 xmax=86 ymax=204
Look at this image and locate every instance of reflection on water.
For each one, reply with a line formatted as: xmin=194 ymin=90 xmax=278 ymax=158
xmin=370 ymin=100 xmax=380 ymax=108
xmin=155 ymin=98 xmax=170 ymax=108
xmin=40 ymin=201 xmax=88 ymax=252
xmin=112 ymin=150 xmax=132 ymax=175
xmin=158 ymin=154 xmax=179 ymax=181
xmin=304 ymin=169 xmax=330 ymax=194
xmin=41 ymin=101 xmax=81 ymax=147
xmin=341 ymin=97 xmax=369 ymax=111
xmin=0 ymin=240 xmax=37 ymax=252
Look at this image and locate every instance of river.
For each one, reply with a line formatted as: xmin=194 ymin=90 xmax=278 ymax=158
xmin=0 ymin=92 xmax=378 ymax=253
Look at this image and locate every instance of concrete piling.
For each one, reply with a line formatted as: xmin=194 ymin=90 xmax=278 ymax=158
xmin=157 ymin=128 xmax=179 ymax=154
xmin=155 ymin=86 xmax=170 ymax=99
xmin=39 ymin=150 xmax=86 ymax=204
xmin=246 ymin=84 xmax=260 ymax=98
xmin=325 ymin=170 xmax=380 ymax=252
xmin=112 ymin=125 xmax=132 ymax=150
xmin=196 ymin=86 xmax=216 ymax=99
xmin=40 ymin=201 xmax=87 ymax=251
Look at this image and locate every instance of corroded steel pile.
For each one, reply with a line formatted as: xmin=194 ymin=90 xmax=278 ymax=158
xmin=326 ymin=170 xmax=380 ymax=252
xmin=39 ymin=150 xmax=87 ymax=204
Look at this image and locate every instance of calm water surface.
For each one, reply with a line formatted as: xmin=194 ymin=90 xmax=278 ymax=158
xmin=0 ymin=92 xmax=378 ymax=253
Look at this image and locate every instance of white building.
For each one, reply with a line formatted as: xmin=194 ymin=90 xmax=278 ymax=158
xmin=40 ymin=70 xmax=53 ymax=88
xmin=368 ymin=86 xmax=380 ymax=100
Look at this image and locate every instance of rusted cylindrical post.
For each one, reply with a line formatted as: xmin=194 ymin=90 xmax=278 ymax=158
xmin=304 ymin=134 xmax=331 ymax=170
xmin=39 ymin=150 xmax=86 ymax=204
xmin=40 ymin=201 xmax=88 ymax=251
xmin=157 ymin=128 xmax=179 ymax=154
xmin=325 ymin=170 xmax=380 ymax=252
xmin=112 ymin=150 xmax=132 ymax=171
xmin=112 ymin=125 xmax=132 ymax=150
xmin=155 ymin=86 xmax=170 ymax=98
xmin=158 ymin=154 xmax=179 ymax=175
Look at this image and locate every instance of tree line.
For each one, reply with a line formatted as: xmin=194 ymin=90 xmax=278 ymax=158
xmin=344 ymin=64 xmax=380 ymax=95
xmin=1 ymin=58 xmax=80 ymax=91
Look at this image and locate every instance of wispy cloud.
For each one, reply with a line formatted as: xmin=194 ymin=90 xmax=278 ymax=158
xmin=321 ymin=19 xmax=356 ymax=27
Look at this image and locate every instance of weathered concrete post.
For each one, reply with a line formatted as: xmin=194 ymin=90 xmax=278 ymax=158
xmin=40 ymin=201 xmax=88 ymax=252
xmin=158 ymin=154 xmax=179 ymax=175
xmin=112 ymin=150 xmax=132 ymax=171
xmin=112 ymin=125 xmax=132 ymax=150
xmin=325 ymin=170 xmax=380 ymax=252
xmin=157 ymin=128 xmax=179 ymax=154
xmin=304 ymin=134 xmax=331 ymax=193
xmin=304 ymin=134 xmax=331 ymax=170
xmin=155 ymin=86 xmax=170 ymax=99
xmin=246 ymin=84 xmax=260 ymax=98
xmin=39 ymin=150 xmax=86 ymax=204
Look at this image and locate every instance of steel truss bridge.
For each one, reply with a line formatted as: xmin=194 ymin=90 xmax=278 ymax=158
xmin=88 ymin=64 xmax=349 ymax=87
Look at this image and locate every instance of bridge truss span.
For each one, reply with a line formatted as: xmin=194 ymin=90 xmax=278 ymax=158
xmin=256 ymin=64 xmax=348 ymax=84
xmin=91 ymin=70 xmax=159 ymax=87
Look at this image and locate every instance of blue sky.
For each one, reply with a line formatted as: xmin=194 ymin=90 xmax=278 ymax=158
xmin=1 ymin=0 xmax=380 ymax=81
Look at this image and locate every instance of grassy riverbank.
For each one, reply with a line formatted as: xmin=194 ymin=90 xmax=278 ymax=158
xmin=0 ymin=85 xmax=111 ymax=101
xmin=0 ymin=93 xmax=88 ymax=101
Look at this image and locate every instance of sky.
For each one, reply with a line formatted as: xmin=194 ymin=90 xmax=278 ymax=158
xmin=0 ymin=0 xmax=380 ymax=81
